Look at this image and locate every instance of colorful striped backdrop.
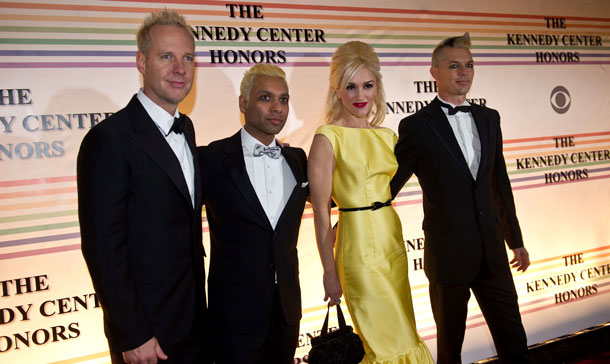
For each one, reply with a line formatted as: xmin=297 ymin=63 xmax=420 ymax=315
xmin=1 ymin=0 xmax=609 ymax=362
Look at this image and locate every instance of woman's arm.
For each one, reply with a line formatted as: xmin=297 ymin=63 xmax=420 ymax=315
xmin=308 ymin=134 xmax=342 ymax=305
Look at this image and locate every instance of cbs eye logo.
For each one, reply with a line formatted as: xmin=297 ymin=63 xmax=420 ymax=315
xmin=550 ymin=86 xmax=571 ymax=114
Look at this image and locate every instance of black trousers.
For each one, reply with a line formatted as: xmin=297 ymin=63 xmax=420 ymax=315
xmin=109 ymin=298 xmax=209 ymax=364
xmin=213 ymin=285 xmax=300 ymax=364
xmin=109 ymin=326 xmax=208 ymax=364
xmin=429 ymin=256 xmax=531 ymax=364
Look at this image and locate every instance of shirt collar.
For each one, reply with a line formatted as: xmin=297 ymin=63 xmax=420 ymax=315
xmin=137 ymin=88 xmax=180 ymax=135
xmin=437 ymin=95 xmax=471 ymax=109
xmin=240 ymin=127 xmax=278 ymax=155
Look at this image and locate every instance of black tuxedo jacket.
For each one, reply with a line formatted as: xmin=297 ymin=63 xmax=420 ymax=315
xmin=77 ymin=96 xmax=206 ymax=353
xmin=197 ymin=131 xmax=308 ymax=335
xmin=390 ymin=97 xmax=523 ymax=284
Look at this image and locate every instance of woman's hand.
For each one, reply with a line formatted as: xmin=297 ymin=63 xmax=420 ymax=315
xmin=323 ymin=271 xmax=343 ymax=305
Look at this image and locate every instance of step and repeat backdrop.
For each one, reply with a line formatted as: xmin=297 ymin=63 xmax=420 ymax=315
xmin=1 ymin=0 xmax=609 ymax=363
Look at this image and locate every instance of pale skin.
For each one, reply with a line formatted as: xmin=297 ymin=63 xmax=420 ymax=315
xmin=431 ymin=46 xmax=530 ymax=272
xmin=136 ymin=25 xmax=195 ymax=115
xmin=308 ymin=67 xmax=379 ymax=305
xmin=123 ymin=24 xmax=195 ymax=364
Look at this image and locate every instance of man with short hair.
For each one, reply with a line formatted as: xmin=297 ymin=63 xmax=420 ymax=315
xmin=198 ymin=64 xmax=308 ymax=363
xmin=391 ymin=33 xmax=531 ymax=364
xmin=78 ymin=9 xmax=208 ymax=364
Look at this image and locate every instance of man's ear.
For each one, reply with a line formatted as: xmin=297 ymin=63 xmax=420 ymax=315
xmin=238 ymin=95 xmax=247 ymax=114
xmin=429 ymin=66 xmax=438 ymax=80
xmin=136 ymin=51 xmax=146 ymax=75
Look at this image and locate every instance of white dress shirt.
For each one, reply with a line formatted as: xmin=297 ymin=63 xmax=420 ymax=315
xmin=137 ymin=89 xmax=195 ymax=207
xmin=240 ymin=128 xmax=296 ymax=229
xmin=438 ymin=96 xmax=481 ymax=179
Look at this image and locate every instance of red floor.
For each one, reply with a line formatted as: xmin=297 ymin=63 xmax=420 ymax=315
xmin=573 ymin=352 xmax=610 ymax=364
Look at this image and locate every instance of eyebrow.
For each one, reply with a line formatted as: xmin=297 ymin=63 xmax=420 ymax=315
xmin=448 ymin=59 xmax=474 ymax=64
xmin=158 ymin=50 xmax=195 ymax=56
xmin=256 ymin=90 xmax=290 ymax=97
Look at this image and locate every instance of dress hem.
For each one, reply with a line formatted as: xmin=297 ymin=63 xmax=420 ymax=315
xmin=360 ymin=341 xmax=434 ymax=364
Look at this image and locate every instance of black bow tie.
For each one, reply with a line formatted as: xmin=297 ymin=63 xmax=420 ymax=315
xmin=170 ymin=114 xmax=185 ymax=134
xmin=438 ymin=100 xmax=471 ymax=115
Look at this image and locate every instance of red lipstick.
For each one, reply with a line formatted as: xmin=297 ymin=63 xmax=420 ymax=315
xmin=353 ymin=102 xmax=367 ymax=108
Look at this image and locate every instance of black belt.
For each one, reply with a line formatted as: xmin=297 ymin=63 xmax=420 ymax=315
xmin=338 ymin=199 xmax=392 ymax=212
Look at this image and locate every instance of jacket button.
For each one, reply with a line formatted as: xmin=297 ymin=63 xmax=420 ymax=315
xmin=479 ymin=210 xmax=484 ymax=216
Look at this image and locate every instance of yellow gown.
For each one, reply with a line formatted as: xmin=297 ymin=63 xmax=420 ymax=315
xmin=315 ymin=125 xmax=433 ymax=364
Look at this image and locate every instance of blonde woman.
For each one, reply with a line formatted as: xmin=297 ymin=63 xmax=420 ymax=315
xmin=308 ymin=41 xmax=433 ymax=363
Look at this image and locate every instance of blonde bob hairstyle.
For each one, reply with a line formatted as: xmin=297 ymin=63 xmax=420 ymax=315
xmin=136 ymin=9 xmax=193 ymax=56
xmin=325 ymin=41 xmax=386 ymax=126
xmin=240 ymin=63 xmax=287 ymax=103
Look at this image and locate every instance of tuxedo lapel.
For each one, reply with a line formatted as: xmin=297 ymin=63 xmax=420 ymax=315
xmin=425 ymin=98 xmax=473 ymax=179
xmin=223 ymin=132 xmax=271 ymax=228
xmin=126 ymin=96 xmax=192 ymax=207
xmin=183 ymin=115 xmax=202 ymax=210
xmin=282 ymin=148 xmax=305 ymax=186
xmin=470 ymin=105 xmax=490 ymax=181
xmin=275 ymin=147 xmax=305 ymax=228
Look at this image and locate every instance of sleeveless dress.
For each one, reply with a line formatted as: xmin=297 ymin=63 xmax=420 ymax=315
xmin=315 ymin=125 xmax=433 ymax=364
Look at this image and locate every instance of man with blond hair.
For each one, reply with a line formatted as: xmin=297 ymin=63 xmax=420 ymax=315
xmin=197 ymin=64 xmax=308 ymax=363
xmin=391 ymin=33 xmax=531 ymax=363
xmin=78 ymin=9 xmax=208 ymax=363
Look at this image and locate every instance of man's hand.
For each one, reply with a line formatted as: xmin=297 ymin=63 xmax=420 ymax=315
xmin=510 ymin=247 xmax=530 ymax=272
xmin=276 ymin=139 xmax=290 ymax=148
xmin=123 ymin=337 xmax=167 ymax=364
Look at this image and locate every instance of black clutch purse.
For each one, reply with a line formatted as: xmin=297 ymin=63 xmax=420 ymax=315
xmin=307 ymin=303 xmax=365 ymax=364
